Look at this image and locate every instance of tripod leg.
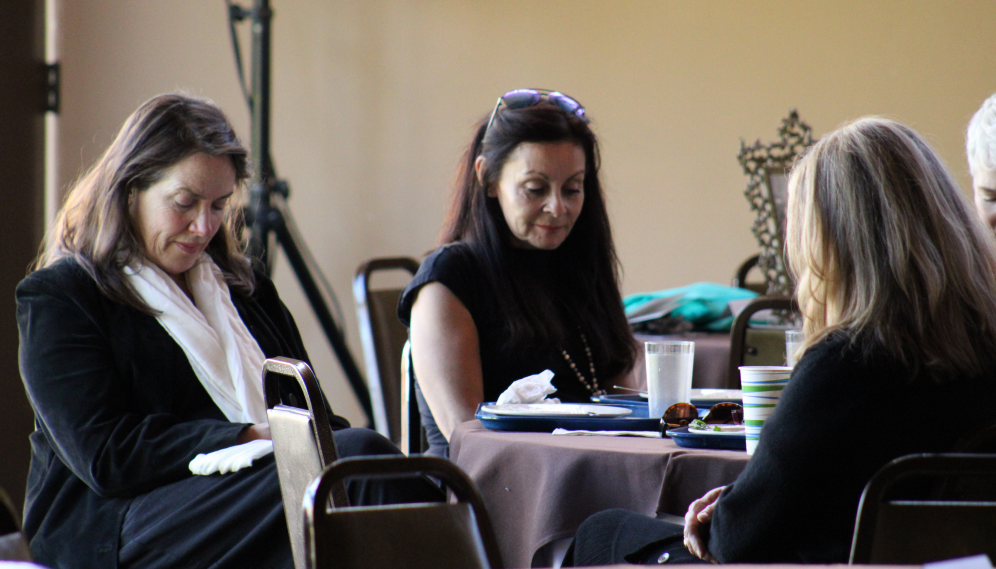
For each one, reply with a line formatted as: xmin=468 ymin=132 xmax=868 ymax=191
xmin=271 ymin=211 xmax=375 ymax=425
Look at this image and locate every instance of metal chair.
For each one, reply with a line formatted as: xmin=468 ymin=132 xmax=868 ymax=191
xmin=353 ymin=257 xmax=420 ymax=445
xmin=726 ymin=295 xmax=799 ymax=389
xmin=399 ymin=340 xmax=430 ymax=456
xmin=400 ymin=340 xmax=421 ymax=456
xmin=0 ymin=485 xmax=31 ymax=562
xmin=264 ymin=357 xmax=349 ymax=569
xmin=303 ymin=455 xmax=503 ymax=569
xmin=731 ymin=253 xmax=766 ymax=294
xmin=849 ymin=453 xmax=996 ymax=564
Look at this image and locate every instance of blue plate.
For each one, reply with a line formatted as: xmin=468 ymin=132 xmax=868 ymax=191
xmin=475 ymin=402 xmax=661 ymax=433
xmin=666 ymin=426 xmax=746 ymax=451
xmin=593 ymin=390 xmax=742 ymax=409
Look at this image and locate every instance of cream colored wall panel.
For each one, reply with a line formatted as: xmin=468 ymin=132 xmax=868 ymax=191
xmin=58 ymin=0 xmax=996 ymax=426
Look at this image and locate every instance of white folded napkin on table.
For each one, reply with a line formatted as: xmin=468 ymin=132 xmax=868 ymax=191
xmin=189 ymin=439 xmax=274 ymax=475
xmin=496 ymin=369 xmax=561 ymax=405
xmin=552 ymin=428 xmax=661 ymax=438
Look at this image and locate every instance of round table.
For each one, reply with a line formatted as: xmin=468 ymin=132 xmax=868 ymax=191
xmin=449 ymin=420 xmax=750 ymax=568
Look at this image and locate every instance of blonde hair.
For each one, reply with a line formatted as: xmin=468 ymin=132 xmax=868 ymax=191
xmin=787 ymin=117 xmax=996 ymax=379
xmin=967 ymin=94 xmax=996 ymax=176
xmin=36 ymin=93 xmax=254 ymax=313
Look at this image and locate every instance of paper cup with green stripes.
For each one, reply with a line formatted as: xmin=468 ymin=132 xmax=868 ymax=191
xmin=739 ymin=366 xmax=792 ymax=455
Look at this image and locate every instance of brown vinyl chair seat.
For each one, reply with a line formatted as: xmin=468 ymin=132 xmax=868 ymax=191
xmin=353 ymin=257 xmax=420 ymax=445
xmin=264 ymin=357 xmax=348 ymax=569
xmin=0 ymin=485 xmax=31 ymax=562
xmin=303 ymin=455 xmax=502 ymax=569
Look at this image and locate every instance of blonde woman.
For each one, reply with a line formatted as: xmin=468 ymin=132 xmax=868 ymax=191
xmin=967 ymin=94 xmax=996 ymax=231
xmin=570 ymin=118 xmax=996 ymax=565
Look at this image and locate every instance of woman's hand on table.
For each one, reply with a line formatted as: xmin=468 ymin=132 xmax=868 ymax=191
xmin=683 ymin=485 xmax=724 ymax=563
xmin=237 ymin=424 xmax=271 ymax=444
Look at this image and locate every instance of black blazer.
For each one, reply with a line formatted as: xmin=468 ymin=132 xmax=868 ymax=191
xmin=16 ymin=258 xmax=347 ymax=569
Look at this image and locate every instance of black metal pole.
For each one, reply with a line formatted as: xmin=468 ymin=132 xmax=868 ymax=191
xmin=239 ymin=0 xmax=374 ymax=425
xmin=247 ymin=0 xmax=272 ymax=265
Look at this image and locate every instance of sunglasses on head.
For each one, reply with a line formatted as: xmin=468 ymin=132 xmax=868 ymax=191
xmin=484 ymin=88 xmax=587 ymax=134
xmin=659 ymin=402 xmax=744 ymax=433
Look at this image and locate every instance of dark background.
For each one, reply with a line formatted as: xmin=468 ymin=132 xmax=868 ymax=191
xmin=0 ymin=0 xmax=46 ymax=515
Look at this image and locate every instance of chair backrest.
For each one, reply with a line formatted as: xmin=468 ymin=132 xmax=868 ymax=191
xmin=264 ymin=357 xmax=349 ymax=569
xmin=726 ymin=295 xmax=798 ymax=389
xmin=353 ymin=257 xmax=420 ymax=445
xmin=0 ymin=485 xmax=31 ymax=562
xmin=850 ymin=453 xmax=996 ymax=564
xmin=303 ymin=456 xmax=503 ymax=569
xmin=731 ymin=254 xmax=766 ymax=294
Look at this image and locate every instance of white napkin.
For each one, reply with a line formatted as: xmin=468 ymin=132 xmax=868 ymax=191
xmin=496 ymin=370 xmax=561 ymax=405
xmin=189 ymin=439 xmax=274 ymax=475
xmin=552 ymin=428 xmax=661 ymax=438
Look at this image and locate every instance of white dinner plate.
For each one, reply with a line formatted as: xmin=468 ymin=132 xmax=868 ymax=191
xmin=687 ymin=425 xmax=746 ymax=436
xmin=690 ymin=388 xmax=742 ymax=402
xmin=480 ymin=404 xmax=633 ymax=418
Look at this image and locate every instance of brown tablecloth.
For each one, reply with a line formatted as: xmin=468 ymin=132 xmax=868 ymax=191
xmin=635 ymin=332 xmax=731 ymax=389
xmin=449 ymin=421 xmax=750 ymax=568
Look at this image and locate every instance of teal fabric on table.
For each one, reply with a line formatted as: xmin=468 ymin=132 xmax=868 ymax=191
xmin=623 ymin=282 xmax=758 ymax=332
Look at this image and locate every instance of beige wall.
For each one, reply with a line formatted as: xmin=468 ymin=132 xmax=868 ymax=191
xmin=56 ymin=0 xmax=996 ymax=425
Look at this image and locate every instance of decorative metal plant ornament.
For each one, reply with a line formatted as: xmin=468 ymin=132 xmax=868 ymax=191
xmin=738 ymin=110 xmax=814 ymax=297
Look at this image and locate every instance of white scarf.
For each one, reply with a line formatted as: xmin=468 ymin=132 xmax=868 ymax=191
xmin=124 ymin=255 xmax=268 ymax=425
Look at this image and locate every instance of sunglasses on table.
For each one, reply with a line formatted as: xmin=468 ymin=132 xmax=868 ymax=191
xmin=484 ymin=88 xmax=587 ymax=134
xmin=659 ymin=402 xmax=744 ymax=433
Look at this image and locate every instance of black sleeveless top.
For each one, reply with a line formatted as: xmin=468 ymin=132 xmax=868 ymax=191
xmin=398 ymin=242 xmax=599 ymax=455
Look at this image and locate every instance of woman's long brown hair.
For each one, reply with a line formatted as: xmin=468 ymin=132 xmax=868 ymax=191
xmin=35 ymin=93 xmax=254 ymax=313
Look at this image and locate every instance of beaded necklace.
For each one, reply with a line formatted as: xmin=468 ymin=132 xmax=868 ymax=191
xmin=561 ymin=333 xmax=605 ymax=396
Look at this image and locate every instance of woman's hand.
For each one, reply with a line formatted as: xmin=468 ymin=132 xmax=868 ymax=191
xmin=236 ymin=424 xmax=271 ymax=444
xmin=409 ymin=282 xmax=485 ymax=440
xmin=683 ymin=485 xmax=724 ymax=563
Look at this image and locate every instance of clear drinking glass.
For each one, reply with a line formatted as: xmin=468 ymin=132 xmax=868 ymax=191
xmin=645 ymin=341 xmax=695 ymax=419
xmin=785 ymin=330 xmax=805 ymax=368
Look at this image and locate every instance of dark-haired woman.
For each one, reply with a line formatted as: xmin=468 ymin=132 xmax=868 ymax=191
xmin=17 ymin=93 xmax=439 ymax=569
xmin=569 ymin=117 xmax=996 ymax=565
xmin=398 ymin=90 xmax=638 ymax=457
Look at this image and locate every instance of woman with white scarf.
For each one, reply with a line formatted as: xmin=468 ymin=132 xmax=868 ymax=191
xmin=16 ymin=94 xmax=440 ymax=569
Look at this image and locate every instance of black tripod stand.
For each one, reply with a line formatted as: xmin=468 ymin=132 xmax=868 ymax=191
xmin=227 ymin=0 xmax=373 ymax=425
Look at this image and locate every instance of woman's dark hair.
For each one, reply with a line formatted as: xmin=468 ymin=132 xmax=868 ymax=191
xmin=36 ymin=93 xmax=254 ymax=313
xmin=440 ymin=102 xmax=637 ymax=380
